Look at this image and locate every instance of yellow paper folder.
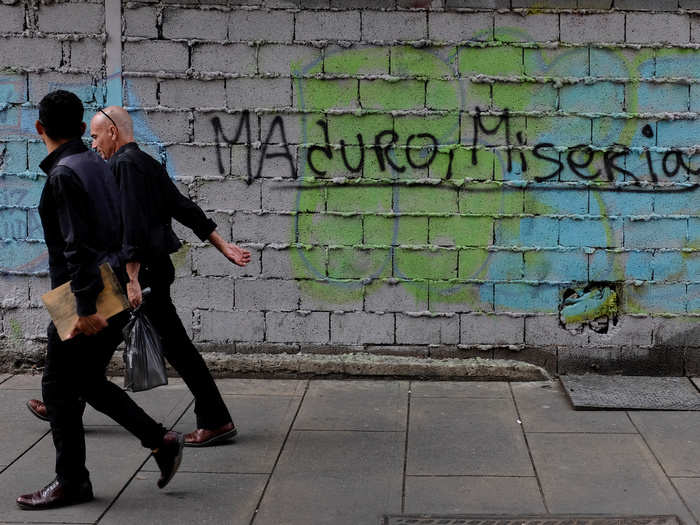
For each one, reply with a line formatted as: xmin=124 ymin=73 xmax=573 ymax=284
xmin=41 ymin=263 xmax=130 ymax=341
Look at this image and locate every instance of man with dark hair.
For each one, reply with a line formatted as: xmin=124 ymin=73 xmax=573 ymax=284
xmin=28 ymin=105 xmax=251 ymax=446
xmin=16 ymin=91 xmax=183 ymax=510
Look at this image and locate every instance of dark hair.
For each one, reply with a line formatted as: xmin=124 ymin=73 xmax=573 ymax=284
xmin=38 ymin=90 xmax=84 ymax=140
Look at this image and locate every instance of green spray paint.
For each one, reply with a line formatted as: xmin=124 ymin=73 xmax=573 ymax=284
xmin=288 ymin=40 xmax=696 ymax=314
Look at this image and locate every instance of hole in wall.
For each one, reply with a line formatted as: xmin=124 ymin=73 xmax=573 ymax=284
xmin=559 ymin=282 xmax=621 ymax=335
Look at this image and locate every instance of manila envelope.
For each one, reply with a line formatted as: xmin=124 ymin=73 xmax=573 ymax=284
xmin=41 ymin=263 xmax=129 ymax=341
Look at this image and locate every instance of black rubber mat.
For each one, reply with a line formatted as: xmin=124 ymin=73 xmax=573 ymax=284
xmin=691 ymin=377 xmax=700 ymax=391
xmin=383 ymin=515 xmax=681 ymax=525
xmin=560 ymin=375 xmax=700 ymax=410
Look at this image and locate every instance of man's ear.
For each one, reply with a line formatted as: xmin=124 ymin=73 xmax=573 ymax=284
xmin=35 ymin=120 xmax=44 ymax=136
xmin=80 ymin=122 xmax=87 ymax=135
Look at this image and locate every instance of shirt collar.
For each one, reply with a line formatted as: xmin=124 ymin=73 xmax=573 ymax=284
xmin=39 ymin=138 xmax=88 ymax=175
xmin=113 ymin=141 xmax=139 ymax=158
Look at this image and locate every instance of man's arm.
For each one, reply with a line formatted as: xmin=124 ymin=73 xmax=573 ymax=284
xmin=51 ymin=171 xmax=108 ymax=337
xmin=163 ymin=171 xmax=251 ymax=266
xmin=115 ymin=159 xmax=151 ymax=264
xmin=113 ymin=159 xmax=154 ymax=308
xmin=162 ymin=169 xmax=217 ymax=241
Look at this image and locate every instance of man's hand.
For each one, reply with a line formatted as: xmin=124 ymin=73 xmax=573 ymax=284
xmin=126 ymin=279 xmax=143 ymax=308
xmin=208 ymin=231 xmax=251 ymax=267
xmin=68 ymin=313 xmax=108 ymax=339
xmin=221 ymin=242 xmax=251 ymax=267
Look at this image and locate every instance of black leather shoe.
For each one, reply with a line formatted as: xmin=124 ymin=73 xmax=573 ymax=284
xmin=17 ymin=478 xmax=93 ymax=510
xmin=153 ymin=431 xmax=184 ymax=489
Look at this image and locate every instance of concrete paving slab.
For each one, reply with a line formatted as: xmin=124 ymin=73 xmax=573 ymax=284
xmin=629 ymin=412 xmax=700 ymax=477
xmin=0 ymin=373 xmax=43 ymax=389
xmin=82 ymin=378 xmax=193 ymax=428
xmin=528 ymin=433 xmax=695 ymax=521
xmin=512 ymin=381 xmax=636 ymax=433
xmin=407 ymin=397 xmax=533 ymax=476
xmin=2 ymin=373 xmax=130 ymax=390
xmin=410 ymin=381 xmax=510 ymax=398
xmin=214 ymin=378 xmax=306 ymax=396
xmin=294 ymin=380 xmax=408 ymax=431
xmin=671 ymin=478 xmax=700 ymax=523
xmin=0 ymin=426 xmax=152 ymax=523
xmin=0 ymin=388 xmax=50 ymax=466
xmin=253 ymin=430 xmax=403 ymax=525
xmin=0 ymin=374 xmax=11 ymax=385
xmin=404 ymin=475 xmax=545 ymax=514
xmin=144 ymin=394 xmax=301 ymax=474
xmin=100 ymin=471 xmax=267 ymax=525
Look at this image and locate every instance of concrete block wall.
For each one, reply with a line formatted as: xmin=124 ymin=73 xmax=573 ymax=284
xmin=1 ymin=0 xmax=699 ymax=374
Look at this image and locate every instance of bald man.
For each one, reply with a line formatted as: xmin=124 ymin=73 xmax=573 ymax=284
xmin=28 ymin=106 xmax=251 ymax=447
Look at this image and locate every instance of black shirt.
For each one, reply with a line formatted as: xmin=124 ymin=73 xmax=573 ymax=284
xmin=108 ymin=142 xmax=216 ymax=282
xmin=38 ymin=139 xmax=122 ymax=316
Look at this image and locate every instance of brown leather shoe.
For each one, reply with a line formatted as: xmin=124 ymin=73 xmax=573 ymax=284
xmin=153 ymin=431 xmax=184 ymax=489
xmin=26 ymin=399 xmax=50 ymax=422
xmin=17 ymin=478 xmax=93 ymax=510
xmin=27 ymin=398 xmax=86 ymax=423
xmin=184 ymin=422 xmax=237 ymax=447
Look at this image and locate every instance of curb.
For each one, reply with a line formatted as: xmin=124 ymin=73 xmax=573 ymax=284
xmin=2 ymin=346 xmax=549 ymax=380
xmin=140 ymin=352 xmax=550 ymax=381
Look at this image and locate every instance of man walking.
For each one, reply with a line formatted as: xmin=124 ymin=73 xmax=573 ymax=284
xmin=17 ymin=91 xmax=183 ymax=510
xmin=28 ymin=105 xmax=251 ymax=446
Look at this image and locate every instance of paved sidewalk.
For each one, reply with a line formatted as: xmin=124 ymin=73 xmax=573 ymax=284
xmin=0 ymin=373 xmax=699 ymax=524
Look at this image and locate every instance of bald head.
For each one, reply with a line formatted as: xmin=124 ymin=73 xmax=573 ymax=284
xmin=89 ymin=106 xmax=134 ymax=160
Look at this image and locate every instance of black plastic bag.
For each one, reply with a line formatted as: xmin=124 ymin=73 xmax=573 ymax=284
xmin=122 ymin=304 xmax=168 ymax=392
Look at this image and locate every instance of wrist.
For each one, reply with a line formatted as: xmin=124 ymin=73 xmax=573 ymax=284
xmin=208 ymin=231 xmax=225 ymax=249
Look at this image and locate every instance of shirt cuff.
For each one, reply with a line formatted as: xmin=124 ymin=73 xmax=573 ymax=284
xmin=122 ymin=243 xmax=142 ymax=263
xmin=193 ymin=218 xmax=217 ymax=242
xmin=75 ymin=289 xmax=99 ymax=317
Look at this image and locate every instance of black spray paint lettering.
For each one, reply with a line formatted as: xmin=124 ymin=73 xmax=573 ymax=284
xmin=470 ymin=109 xmax=527 ymax=175
xmin=259 ymin=116 xmax=296 ymax=180
xmin=211 ymin=113 xmax=252 ymax=182
xmin=213 ymin=111 xmax=296 ymax=183
xmin=372 ymin=130 xmax=406 ymax=173
xmin=307 ymin=120 xmax=333 ymax=176
xmin=532 ymin=123 xmax=699 ymax=184
xmin=406 ymin=134 xmax=438 ymax=169
xmin=307 ymin=125 xmax=409 ymax=175
xmin=471 ymin=108 xmax=512 ymax=172
xmin=211 ymin=110 xmax=698 ymax=190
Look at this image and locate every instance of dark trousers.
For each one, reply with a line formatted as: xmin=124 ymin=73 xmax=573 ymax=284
xmin=42 ymin=314 xmax=166 ymax=486
xmin=141 ymin=284 xmax=231 ymax=430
